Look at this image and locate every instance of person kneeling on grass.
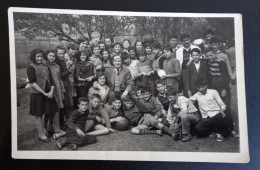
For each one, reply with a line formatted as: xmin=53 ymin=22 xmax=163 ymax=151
xmin=84 ymin=94 xmax=116 ymax=136
xmin=56 ymin=97 xmax=97 ymax=150
xmin=105 ymin=95 xmax=129 ymax=131
xmin=164 ymin=88 xmax=200 ymax=142
xmin=123 ymin=95 xmax=174 ymax=137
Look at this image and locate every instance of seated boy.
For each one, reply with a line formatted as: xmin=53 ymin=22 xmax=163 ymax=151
xmin=155 ymin=79 xmax=169 ymax=111
xmin=123 ymin=95 xmax=173 ymax=136
xmin=56 ymin=97 xmax=97 ymax=150
xmin=85 ymin=94 xmax=115 ymax=136
xmin=105 ymin=95 xmax=129 ymax=131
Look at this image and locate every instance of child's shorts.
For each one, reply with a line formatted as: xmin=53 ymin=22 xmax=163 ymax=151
xmin=138 ymin=113 xmax=157 ymax=127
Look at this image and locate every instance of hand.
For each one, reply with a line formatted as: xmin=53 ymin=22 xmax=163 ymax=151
xmin=108 ymin=128 xmax=116 ymax=133
xmin=96 ymin=116 xmax=102 ymax=123
xmin=186 ymin=59 xmax=193 ymax=67
xmin=121 ymin=90 xmax=128 ymax=100
xmin=43 ymin=92 xmax=48 ymax=97
xmin=188 ymin=90 xmax=192 ymax=98
xmin=220 ymin=110 xmax=226 ymax=118
xmin=47 ymin=91 xmax=54 ymax=99
xmin=93 ymin=81 xmax=100 ymax=90
xmin=162 ymin=110 xmax=167 ymax=117
xmin=221 ymin=89 xmax=226 ymax=97
xmin=76 ymin=129 xmax=85 ymax=137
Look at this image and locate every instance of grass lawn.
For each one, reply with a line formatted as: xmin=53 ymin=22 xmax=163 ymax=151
xmin=16 ymin=68 xmax=240 ymax=152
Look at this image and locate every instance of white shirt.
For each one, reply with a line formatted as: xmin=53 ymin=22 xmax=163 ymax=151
xmin=126 ymin=60 xmax=139 ymax=79
xmin=194 ymin=61 xmax=200 ymax=72
xmin=189 ymin=89 xmax=226 ymax=118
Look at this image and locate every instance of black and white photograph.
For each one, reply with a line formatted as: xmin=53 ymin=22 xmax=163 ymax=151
xmin=9 ymin=7 xmax=248 ymax=162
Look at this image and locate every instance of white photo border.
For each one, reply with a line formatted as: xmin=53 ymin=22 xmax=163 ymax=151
xmin=8 ymin=7 xmax=249 ymax=163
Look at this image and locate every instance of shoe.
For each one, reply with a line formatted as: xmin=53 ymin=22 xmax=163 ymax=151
xmin=56 ymin=138 xmax=66 ymax=150
xmin=172 ymin=133 xmax=181 ymax=141
xmin=67 ymin=144 xmax=77 ymax=150
xmin=230 ymin=131 xmax=240 ymax=139
xmin=216 ymin=133 xmax=223 ymax=142
xmin=157 ymin=130 xmax=163 ymax=136
xmin=53 ymin=133 xmax=61 ymax=140
xmin=181 ymin=134 xmax=192 ymax=142
xmin=209 ymin=132 xmax=216 ymax=138
xmin=38 ymin=137 xmax=50 ymax=142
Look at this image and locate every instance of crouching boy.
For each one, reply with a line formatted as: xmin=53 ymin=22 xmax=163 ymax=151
xmin=56 ymin=97 xmax=97 ymax=150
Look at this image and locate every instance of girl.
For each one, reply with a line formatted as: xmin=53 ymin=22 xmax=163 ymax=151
xmin=101 ymin=48 xmax=112 ymax=69
xmin=134 ymin=40 xmax=143 ymax=55
xmin=89 ymin=44 xmax=103 ymax=71
xmin=122 ymin=39 xmax=131 ymax=53
xmin=144 ymin=43 xmax=155 ymax=61
xmin=74 ymin=51 xmax=95 ymax=98
xmin=128 ymin=46 xmax=137 ymax=60
xmin=27 ymin=49 xmax=54 ymax=142
xmin=44 ymin=50 xmax=66 ymax=139
xmin=88 ymin=71 xmax=110 ymax=105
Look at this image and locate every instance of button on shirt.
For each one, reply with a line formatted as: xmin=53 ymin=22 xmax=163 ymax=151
xmin=189 ymin=89 xmax=226 ymax=118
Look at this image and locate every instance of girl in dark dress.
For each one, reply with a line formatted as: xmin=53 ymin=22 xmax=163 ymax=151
xmin=27 ymin=49 xmax=55 ymax=142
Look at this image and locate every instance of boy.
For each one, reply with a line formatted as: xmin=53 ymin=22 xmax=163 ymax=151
xmin=123 ymin=95 xmax=173 ymax=137
xmin=155 ymin=79 xmax=169 ymax=111
xmin=144 ymin=42 xmax=155 ymax=61
xmin=98 ymin=41 xmax=106 ymax=50
xmin=166 ymin=88 xmax=199 ymax=142
xmin=112 ymin=42 xmax=122 ymax=57
xmin=105 ymin=95 xmax=129 ymax=131
xmin=128 ymin=46 xmax=137 ymax=60
xmin=204 ymin=29 xmax=214 ymax=50
xmin=104 ymin=37 xmax=114 ymax=54
xmin=56 ymin=97 xmax=97 ymax=150
xmin=121 ymin=52 xmax=139 ymax=80
xmin=89 ymin=44 xmax=103 ymax=71
xmin=161 ymin=44 xmax=181 ymax=93
xmin=78 ymin=36 xmax=90 ymax=51
xmin=168 ymin=34 xmax=179 ymax=54
xmin=152 ymin=42 xmax=165 ymax=70
xmin=85 ymin=94 xmax=115 ymax=136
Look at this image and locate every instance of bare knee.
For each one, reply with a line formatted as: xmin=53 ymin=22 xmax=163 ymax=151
xmin=131 ymin=128 xmax=139 ymax=134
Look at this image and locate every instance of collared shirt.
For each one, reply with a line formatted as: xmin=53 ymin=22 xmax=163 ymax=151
xmin=126 ymin=60 xmax=139 ymax=79
xmin=194 ymin=61 xmax=200 ymax=72
xmin=189 ymin=89 xmax=226 ymax=118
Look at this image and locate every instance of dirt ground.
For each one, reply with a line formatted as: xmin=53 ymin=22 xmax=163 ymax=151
xmin=16 ymin=68 xmax=240 ymax=152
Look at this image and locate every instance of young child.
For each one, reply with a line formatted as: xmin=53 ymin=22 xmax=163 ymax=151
xmin=128 ymin=46 xmax=137 ymax=60
xmin=104 ymin=37 xmax=114 ymax=54
xmin=44 ymin=50 xmax=66 ymax=139
xmin=98 ymin=41 xmax=106 ymax=50
xmin=122 ymin=39 xmax=131 ymax=53
xmin=101 ymin=48 xmax=112 ymax=69
xmin=85 ymin=94 xmax=115 ymax=136
xmin=78 ymin=36 xmax=90 ymax=52
xmin=135 ymin=40 xmax=143 ymax=53
xmin=112 ymin=42 xmax=122 ymax=58
xmin=89 ymin=44 xmax=103 ymax=71
xmin=144 ymin=42 xmax=155 ymax=61
xmin=136 ymin=50 xmax=156 ymax=96
xmin=161 ymin=44 xmax=181 ymax=93
xmin=155 ymin=79 xmax=169 ymax=111
xmin=88 ymin=71 xmax=110 ymax=105
xmin=55 ymin=46 xmax=74 ymax=129
xmin=105 ymin=95 xmax=129 ymax=131
xmin=56 ymin=97 xmax=97 ymax=150
xmin=74 ymin=51 xmax=95 ymax=98
xmin=27 ymin=48 xmax=55 ymax=142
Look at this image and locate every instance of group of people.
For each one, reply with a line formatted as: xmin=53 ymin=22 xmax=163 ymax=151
xmin=25 ymin=29 xmax=238 ymax=150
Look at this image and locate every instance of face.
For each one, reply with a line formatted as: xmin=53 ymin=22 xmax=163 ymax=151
xmin=97 ymin=75 xmax=106 ymax=85
xmin=129 ymin=50 xmax=136 ymax=58
xmin=142 ymin=92 xmax=151 ymax=101
xmin=124 ymin=101 xmax=134 ymax=110
xmin=205 ymin=34 xmax=213 ymax=42
xmin=78 ymin=101 xmax=88 ymax=112
xmin=93 ymin=47 xmax=100 ymax=55
xmin=182 ymin=38 xmax=191 ymax=48
xmin=99 ymin=43 xmax=105 ymax=49
xmin=102 ymin=51 xmax=109 ymax=60
xmin=112 ymin=100 xmax=122 ymax=110
xmin=56 ymin=49 xmax=66 ymax=61
xmin=152 ymin=48 xmax=161 ymax=55
xmin=206 ymin=52 xmax=216 ymax=62
xmin=91 ymin=98 xmax=100 ymax=109
xmin=86 ymin=45 xmax=92 ymax=51
xmin=105 ymin=38 xmax=112 ymax=46
xmin=191 ymin=51 xmax=200 ymax=63
xmin=136 ymin=42 xmax=142 ymax=50
xmin=168 ymin=95 xmax=177 ymax=104
xmin=114 ymin=44 xmax=121 ymax=53
xmin=164 ymin=49 xmax=172 ymax=58
xmin=113 ymin=56 xmax=122 ymax=68
xmin=198 ymin=85 xmax=207 ymax=95
xmin=123 ymin=57 xmax=131 ymax=66
xmin=169 ymin=38 xmax=178 ymax=48
xmin=80 ymin=53 xmax=87 ymax=62
xmin=79 ymin=41 xmax=88 ymax=50
xmin=139 ymin=55 xmax=146 ymax=62
xmin=123 ymin=41 xmax=130 ymax=49
xmin=68 ymin=48 xmax=76 ymax=56
xmin=35 ymin=52 xmax=43 ymax=64
xmin=145 ymin=46 xmax=152 ymax=55
xmin=156 ymin=84 xmax=166 ymax=94
xmin=47 ymin=52 xmax=56 ymax=63
xmin=211 ymin=43 xmax=219 ymax=52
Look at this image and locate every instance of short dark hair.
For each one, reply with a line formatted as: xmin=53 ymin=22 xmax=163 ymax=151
xmin=122 ymin=39 xmax=131 ymax=46
xmin=180 ymin=33 xmax=190 ymax=41
xmin=112 ymin=95 xmax=121 ymax=102
xmin=98 ymin=41 xmax=105 ymax=45
xmin=91 ymin=94 xmax=101 ymax=101
xmin=164 ymin=44 xmax=173 ymax=53
xmin=166 ymin=88 xmax=178 ymax=96
xmin=101 ymin=47 xmax=110 ymax=55
xmin=44 ymin=50 xmax=56 ymax=61
xmin=204 ymin=29 xmax=214 ymax=36
xmin=195 ymin=79 xmax=207 ymax=87
xmin=91 ymin=44 xmax=100 ymax=51
xmin=123 ymin=95 xmax=135 ymax=102
xmin=144 ymin=42 xmax=152 ymax=48
xmin=55 ymin=45 xmax=66 ymax=52
xmin=113 ymin=42 xmax=122 ymax=48
xmin=78 ymin=97 xmax=89 ymax=104
xmin=155 ymin=79 xmax=166 ymax=86
xmin=191 ymin=48 xmax=201 ymax=55
xmin=140 ymin=87 xmax=151 ymax=94
xmin=204 ymin=48 xmax=213 ymax=54
xmin=29 ymin=48 xmax=45 ymax=63
xmin=169 ymin=34 xmax=178 ymax=40
xmin=77 ymin=36 xmax=89 ymax=45
xmin=96 ymin=70 xmax=106 ymax=80
xmin=75 ymin=50 xmax=89 ymax=61
xmin=105 ymin=37 xmax=114 ymax=43
xmin=210 ymin=37 xmax=221 ymax=44
xmin=152 ymin=42 xmax=161 ymax=50
xmin=121 ymin=52 xmax=130 ymax=60
xmin=66 ymin=43 xmax=78 ymax=50
xmin=128 ymin=46 xmax=135 ymax=51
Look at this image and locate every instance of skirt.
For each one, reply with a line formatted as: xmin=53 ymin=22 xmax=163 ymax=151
xmin=30 ymin=93 xmax=45 ymax=117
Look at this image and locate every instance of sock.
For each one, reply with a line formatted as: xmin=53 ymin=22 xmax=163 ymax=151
xmin=139 ymin=129 xmax=162 ymax=135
